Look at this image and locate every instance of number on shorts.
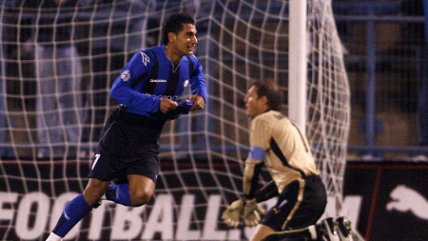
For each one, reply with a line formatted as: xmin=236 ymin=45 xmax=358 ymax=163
xmin=91 ymin=154 xmax=101 ymax=170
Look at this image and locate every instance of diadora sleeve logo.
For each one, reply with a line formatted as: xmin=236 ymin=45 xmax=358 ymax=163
xmin=140 ymin=52 xmax=151 ymax=66
xmin=120 ymin=70 xmax=131 ymax=82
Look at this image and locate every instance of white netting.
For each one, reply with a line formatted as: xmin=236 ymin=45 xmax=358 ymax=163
xmin=306 ymin=0 xmax=350 ymax=213
xmin=0 ymin=0 xmax=350 ymax=240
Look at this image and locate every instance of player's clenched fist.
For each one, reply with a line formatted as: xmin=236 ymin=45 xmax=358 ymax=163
xmin=159 ymin=98 xmax=178 ymax=113
xmin=190 ymin=95 xmax=205 ymax=110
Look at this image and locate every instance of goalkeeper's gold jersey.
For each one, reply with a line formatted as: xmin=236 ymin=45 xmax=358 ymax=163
xmin=249 ymin=110 xmax=319 ymax=193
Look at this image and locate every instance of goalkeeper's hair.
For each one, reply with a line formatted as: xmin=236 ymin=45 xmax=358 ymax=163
xmin=251 ymin=79 xmax=283 ymax=111
xmin=162 ymin=12 xmax=196 ymax=45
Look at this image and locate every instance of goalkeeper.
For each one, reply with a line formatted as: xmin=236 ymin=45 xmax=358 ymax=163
xmin=222 ymin=79 xmax=327 ymax=241
xmin=46 ymin=12 xmax=207 ymax=241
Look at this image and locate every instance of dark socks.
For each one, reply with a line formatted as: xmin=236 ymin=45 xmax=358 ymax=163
xmin=105 ymin=183 xmax=131 ymax=206
xmin=52 ymin=194 xmax=92 ymax=237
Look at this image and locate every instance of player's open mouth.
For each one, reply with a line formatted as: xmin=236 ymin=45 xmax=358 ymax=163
xmin=188 ymin=45 xmax=196 ymax=52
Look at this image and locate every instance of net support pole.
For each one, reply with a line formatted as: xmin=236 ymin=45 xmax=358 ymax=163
xmin=288 ymin=0 xmax=307 ymax=133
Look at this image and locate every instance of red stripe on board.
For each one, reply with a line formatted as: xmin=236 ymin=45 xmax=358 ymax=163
xmin=365 ymin=166 xmax=382 ymax=241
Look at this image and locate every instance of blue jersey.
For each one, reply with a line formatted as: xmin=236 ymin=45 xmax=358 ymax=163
xmin=110 ymin=46 xmax=207 ymax=120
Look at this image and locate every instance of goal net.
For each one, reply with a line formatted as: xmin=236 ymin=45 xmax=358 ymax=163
xmin=0 ymin=0 xmax=350 ymax=240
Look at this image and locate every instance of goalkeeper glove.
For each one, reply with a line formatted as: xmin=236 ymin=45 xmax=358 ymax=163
xmin=242 ymin=198 xmax=265 ymax=227
xmin=222 ymin=198 xmax=265 ymax=228
xmin=222 ymin=199 xmax=244 ymax=228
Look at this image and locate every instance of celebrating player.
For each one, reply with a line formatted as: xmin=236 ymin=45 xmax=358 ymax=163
xmin=222 ymin=79 xmax=327 ymax=241
xmin=46 ymin=12 xmax=207 ymax=241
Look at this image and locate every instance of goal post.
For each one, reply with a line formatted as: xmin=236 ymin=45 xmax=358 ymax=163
xmin=0 ymin=1 xmax=351 ymax=240
xmin=288 ymin=0 xmax=308 ymax=134
xmin=291 ymin=0 xmax=352 ymax=220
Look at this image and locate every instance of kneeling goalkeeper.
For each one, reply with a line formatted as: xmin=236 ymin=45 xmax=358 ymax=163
xmin=222 ymin=79 xmax=327 ymax=241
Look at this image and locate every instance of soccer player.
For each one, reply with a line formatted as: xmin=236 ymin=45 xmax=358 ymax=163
xmin=222 ymin=79 xmax=327 ymax=241
xmin=46 ymin=12 xmax=207 ymax=241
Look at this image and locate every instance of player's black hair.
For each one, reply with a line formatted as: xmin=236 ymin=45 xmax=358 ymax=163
xmin=252 ymin=79 xmax=283 ymax=111
xmin=162 ymin=12 xmax=195 ymax=45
